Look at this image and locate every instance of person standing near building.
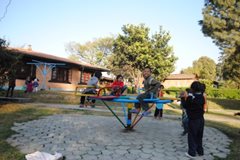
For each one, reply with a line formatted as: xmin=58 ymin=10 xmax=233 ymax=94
xmin=24 ymin=76 xmax=31 ymax=93
xmin=26 ymin=78 xmax=33 ymax=93
xmin=33 ymin=78 xmax=39 ymax=92
xmin=5 ymin=71 xmax=16 ymax=97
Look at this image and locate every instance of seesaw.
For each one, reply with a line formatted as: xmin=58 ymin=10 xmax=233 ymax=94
xmin=89 ymin=95 xmax=172 ymax=130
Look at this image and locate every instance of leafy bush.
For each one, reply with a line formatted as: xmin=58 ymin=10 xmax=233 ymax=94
xmin=199 ymin=79 xmax=212 ymax=88
xmin=165 ymin=87 xmax=240 ymax=100
xmin=127 ymin=86 xmax=137 ymax=94
xmin=164 ymin=87 xmax=187 ymax=97
xmin=206 ymin=88 xmax=240 ymax=99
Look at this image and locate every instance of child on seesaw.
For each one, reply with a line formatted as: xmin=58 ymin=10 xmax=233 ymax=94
xmin=80 ymin=71 xmax=102 ymax=108
xmin=131 ymin=67 xmax=160 ymax=116
xmin=110 ymin=74 xmax=127 ymax=96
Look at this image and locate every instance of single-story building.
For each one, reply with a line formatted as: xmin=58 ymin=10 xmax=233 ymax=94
xmin=162 ymin=74 xmax=198 ymax=88
xmin=5 ymin=47 xmax=110 ymax=91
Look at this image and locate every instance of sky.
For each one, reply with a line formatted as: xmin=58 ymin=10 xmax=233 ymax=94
xmin=0 ymin=0 xmax=220 ymax=73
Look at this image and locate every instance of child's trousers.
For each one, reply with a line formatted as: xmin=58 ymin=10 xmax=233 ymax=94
xmin=135 ymin=92 xmax=152 ymax=111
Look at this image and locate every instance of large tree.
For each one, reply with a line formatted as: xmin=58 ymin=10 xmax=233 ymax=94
xmin=0 ymin=38 xmax=21 ymax=87
xmin=200 ymin=0 xmax=240 ymax=84
xmin=181 ymin=56 xmax=216 ymax=81
xmin=110 ymin=24 xmax=177 ymax=81
xmin=65 ymin=37 xmax=114 ymax=67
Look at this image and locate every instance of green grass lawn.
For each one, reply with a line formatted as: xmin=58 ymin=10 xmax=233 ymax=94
xmin=0 ymin=91 xmax=240 ymax=160
xmin=208 ymin=98 xmax=240 ymax=110
xmin=205 ymin=99 xmax=240 ymax=160
xmin=0 ymin=90 xmax=80 ymax=104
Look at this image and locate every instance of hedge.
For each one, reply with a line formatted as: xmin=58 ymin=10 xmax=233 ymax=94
xmin=206 ymin=88 xmax=240 ymax=100
xmin=165 ymin=87 xmax=240 ymax=100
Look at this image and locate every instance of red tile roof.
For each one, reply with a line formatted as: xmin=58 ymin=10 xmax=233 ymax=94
xmin=8 ymin=47 xmax=109 ymax=71
xmin=164 ymin=74 xmax=198 ymax=80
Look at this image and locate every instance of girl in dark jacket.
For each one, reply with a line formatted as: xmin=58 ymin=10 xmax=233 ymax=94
xmin=185 ymin=81 xmax=205 ymax=158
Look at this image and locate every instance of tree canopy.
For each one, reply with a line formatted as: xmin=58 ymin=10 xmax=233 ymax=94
xmin=0 ymin=38 xmax=21 ymax=87
xmin=181 ymin=56 xmax=216 ymax=81
xmin=110 ymin=24 xmax=177 ymax=81
xmin=200 ymin=0 xmax=240 ymax=84
xmin=65 ymin=37 xmax=114 ymax=67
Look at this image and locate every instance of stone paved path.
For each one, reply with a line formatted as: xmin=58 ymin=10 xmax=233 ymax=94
xmin=7 ymin=114 xmax=231 ymax=160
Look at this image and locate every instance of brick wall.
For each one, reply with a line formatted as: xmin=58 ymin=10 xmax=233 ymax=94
xmin=14 ymin=67 xmax=82 ymax=91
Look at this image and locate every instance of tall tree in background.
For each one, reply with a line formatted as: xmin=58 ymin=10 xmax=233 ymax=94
xmin=0 ymin=38 xmax=21 ymax=87
xmin=181 ymin=56 xmax=216 ymax=81
xmin=200 ymin=0 xmax=240 ymax=85
xmin=110 ymin=24 xmax=177 ymax=81
xmin=65 ymin=37 xmax=114 ymax=67
xmin=180 ymin=66 xmax=194 ymax=74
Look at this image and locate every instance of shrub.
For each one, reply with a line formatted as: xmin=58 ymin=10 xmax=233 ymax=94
xmin=206 ymin=88 xmax=240 ymax=99
xmin=163 ymin=87 xmax=187 ymax=97
xmin=127 ymin=86 xmax=137 ymax=94
xmin=165 ymin=87 xmax=240 ymax=100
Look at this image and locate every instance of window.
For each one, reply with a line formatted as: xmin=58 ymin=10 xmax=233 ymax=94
xmin=15 ymin=64 xmax=36 ymax=80
xmin=83 ymin=72 xmax=91 ymax=83
xmin=51 ymin=67 xmax=71 ymax=83
xmin=79 ymin=71 xmax=92 ymax=84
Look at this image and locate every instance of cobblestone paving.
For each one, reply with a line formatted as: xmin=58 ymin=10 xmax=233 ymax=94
xmin=7 ymin=114 xmax=231 ymax=160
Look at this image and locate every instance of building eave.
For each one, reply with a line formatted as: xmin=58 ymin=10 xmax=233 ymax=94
xmin=8 ymin=47 xmax=110 ymax=72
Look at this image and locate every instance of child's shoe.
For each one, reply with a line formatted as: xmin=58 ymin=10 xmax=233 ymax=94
xmin=79 ymin=104 xmax=84 ymax=108
xmin=181 ymin=131 xmax=188 ymax=136
xmin=142 ymin=111 xmax=151 ymax=117
xmin=130 ymin=109 xmax=140 ymax=113
xmin=185 ymin=152 xmax=196 ymax=159
xmin=158 ymin=116 xmax=162 ymax=120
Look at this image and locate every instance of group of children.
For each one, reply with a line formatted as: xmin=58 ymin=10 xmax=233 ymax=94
xmin=5 ymin=74 xmax=40 ymax=97
xmin=79 ymin=67 xmax=160 ymax=115
xmin=80 ymin=67 xmax=165 ymax=118
xmin=79 ymin=72 xmax=127 ymax=108
xmin=80 ymin=67 xmax=207 ymax=158
xmin=24 ymin=76 xmax=39 ymax=93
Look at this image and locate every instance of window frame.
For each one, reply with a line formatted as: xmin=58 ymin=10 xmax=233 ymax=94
xmin=15 ymin=63 xmax=36 ymax=80
xmin=50 ymin=67 xmax=71 ymax=83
